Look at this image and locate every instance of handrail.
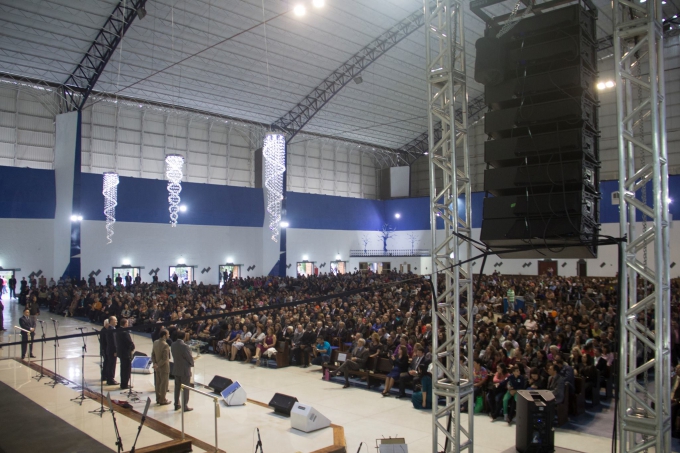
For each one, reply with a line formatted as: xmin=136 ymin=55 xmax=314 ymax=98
xmin=349 ymin=249 xmax=430 ymax=257
xmin=180 ymin=384 xmax=220 ymax=452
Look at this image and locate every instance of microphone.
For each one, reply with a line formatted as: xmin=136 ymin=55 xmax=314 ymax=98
xmin=356 ymin=442 xmax=363 ymax=453
xmin=38 ymin=320 xmax=45 ymax=323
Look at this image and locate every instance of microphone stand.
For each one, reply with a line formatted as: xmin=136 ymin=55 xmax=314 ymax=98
xmin=121 ymin=329 xmax=140 ymax=402
xmin=70 ymin=327 xmax=88 ymax=404
xmin=106 ymin=392 xmax=124 ymax=453
xmin=89 ymin=327 xmax=107 ymax=416
xmin=45 ymin=319 xmax=62 ymax=388
xmin=33 ymin=320 xmax=46 ymax=381
xmin=255 ymin=427 xmax=264 ymax=453
xmin=129 ymin=397 xmax=151 ymax=453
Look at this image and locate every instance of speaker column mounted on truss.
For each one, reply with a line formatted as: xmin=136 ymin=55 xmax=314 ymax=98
xmin=424 ymin=0 xmax=474 ymax=451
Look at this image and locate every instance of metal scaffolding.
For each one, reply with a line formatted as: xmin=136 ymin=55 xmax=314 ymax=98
xmin=424 ymin=0 xmax=473 ymax=452
xmin=614 ymin=0 xmax=671 ymax=451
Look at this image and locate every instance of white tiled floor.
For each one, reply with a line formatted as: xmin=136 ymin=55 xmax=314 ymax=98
xmin=0 ymin=296 xmax=618 ymax=453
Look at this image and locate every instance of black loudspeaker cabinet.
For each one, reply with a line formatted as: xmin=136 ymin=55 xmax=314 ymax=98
xmin=208 ymin=375 xmax=233 ymax=394
xmin=269 ymin=393 xmax=299 ymax=417
xmin=484 ymin=127 xmax=598 ymax=168
xmin=483 ymin=158 xmax=598 ymax=197
xmin=133 ymin=351 xmax=148 ymax=357
xmin=482 ymin=191 xmax=597 ymax=221
xmin=516 ymin=390 xmax=556 ymax=453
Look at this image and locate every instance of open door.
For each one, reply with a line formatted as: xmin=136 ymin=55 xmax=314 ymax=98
xmin=330 ymin=261 xmax=347 ymax=275
xmin=169 ymin=266 xmax=195 ymax=284
xmin=219 ymin=264 xmax=242 ymax=286
xmin=296 ymin=261 xmax=315 ymax=276
xmin=112 ymin=266 xmax=142 ymax=286
xmin=538 ymin=260 xmax=558 ymax=277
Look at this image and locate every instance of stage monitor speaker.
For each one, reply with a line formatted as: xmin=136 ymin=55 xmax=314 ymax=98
xmin=474 ymin=36 xmax=504 ymax=86
xmin=516 ymin=390 xmax=555 ymax=453
xmin=269 ymin=393 xmax=298 ymax=417
xmin=484 ymin=127 xmax=598 ymax=168
xmin=133 ymin=351 xmax=148 ymax=358
xmin=483 ymin=159 xmax=598 ymax=197
xmin=208 ymin=375 xmax=233 ymax=394
xmin=220 ymin=381 xmax=247 ymax=406
xmin=290 ymin=403 xmax=331 ymax=432
xmin=131 ymin=356 xmax=153 ymax=374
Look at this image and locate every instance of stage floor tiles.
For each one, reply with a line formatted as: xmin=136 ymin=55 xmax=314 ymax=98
xmin=0 ymin=297 xmax=645 ymax=452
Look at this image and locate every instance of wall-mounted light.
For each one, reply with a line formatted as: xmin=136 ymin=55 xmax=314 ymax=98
xmin=597 ymin=80 xmax=615 ymax=90
xmin=395 ymin=213 xmax=401 ymax=219
xmin=122 ymin=259 xmax=131 ymax=265
xmin=179 ymin=205 xmax=187 ymax=212
xmin=280 ymin=221 xmax=290 ymax=228
xmin=178 ymin=257 xmax=186 ymax=265
xmin=70 ymin=214 xmax=83 ymax=222
xmin=336 ymin=254 xmax=341 ymax=260
xmin=227 ymin=257 xmax=233 ymax=263
xmin=303 ymin=255 xmax=309 ymax=261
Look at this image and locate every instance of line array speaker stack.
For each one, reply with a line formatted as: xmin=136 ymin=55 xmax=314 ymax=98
xmin=474 ymin=3 xmax=601 ymax=259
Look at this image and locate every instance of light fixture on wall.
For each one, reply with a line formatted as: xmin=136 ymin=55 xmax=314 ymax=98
xmin=179 ymin=205 xmax=187 ymax=212
xmin=280 ymin=221 xmax=290 ymax=228
xmin=102 ymin=172 xmax=119 ymax=244
xmin=165 ymin=154 xmax=185 ymax=227
xmin=263 ymin=133 xmax=286 ymax=242
xmin=395 ymin=213 xmax=401 ymax=219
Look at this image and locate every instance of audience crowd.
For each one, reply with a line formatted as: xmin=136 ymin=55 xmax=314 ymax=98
xmin=5 ymin=269 xmax=680 ymax=433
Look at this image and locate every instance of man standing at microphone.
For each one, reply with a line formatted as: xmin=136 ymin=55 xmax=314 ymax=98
xmin=115 ymin=318 xmax=135 ymax=389
xmin=19 ymin=309 xmax=35 ymax=359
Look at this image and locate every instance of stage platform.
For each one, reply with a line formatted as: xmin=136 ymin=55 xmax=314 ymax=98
xmin=0 ymin=295 xmax=636 ymax=453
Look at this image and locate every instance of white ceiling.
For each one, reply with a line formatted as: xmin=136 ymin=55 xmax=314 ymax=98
xmin=0 ymin=0 xmax=633 ymax=150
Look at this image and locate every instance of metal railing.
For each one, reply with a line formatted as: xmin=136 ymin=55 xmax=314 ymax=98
xmin=349 ymin=249 xmax=430 ymax=257
xmin=180 ymin=384 xmax=220 ymax=452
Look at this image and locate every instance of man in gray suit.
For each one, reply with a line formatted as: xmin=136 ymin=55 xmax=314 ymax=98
xmin=332 ymin=338 xmax=369 ymax=388
xmin=151 ymin=329 xmax=172 ymax=405
xmin=547 ymin=363 xmax=566 ymax=404
xmin=171 ymin=330 xmax=194 ymax=411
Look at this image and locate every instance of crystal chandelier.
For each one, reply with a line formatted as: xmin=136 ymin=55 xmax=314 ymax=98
xmin=102 ymin=172 xmax=119 ymax=244
xmin=263 ymin=133 xmax=286 ymax=242
xmin=165 ymin=154 xmax=185 ymax=227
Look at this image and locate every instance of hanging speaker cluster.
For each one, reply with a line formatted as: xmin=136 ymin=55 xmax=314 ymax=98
xmin=474 ymin=4 xmax=601 ymax=259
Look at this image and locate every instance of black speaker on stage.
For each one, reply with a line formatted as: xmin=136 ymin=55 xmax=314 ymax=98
xmin=133 ymin=351 xmax=147 ymax=358
xmin=516 ymin=390 xmax=555 ymax=453
xmin=208 ymin=375 xmax=233 ymax=394
xmin=477 ymin=3 xmax=600 ymax=259
xmin=269 ymin=393 xmax=298 ymax=417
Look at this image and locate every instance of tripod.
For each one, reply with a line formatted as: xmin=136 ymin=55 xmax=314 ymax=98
xmin=70 ymin=327 xmax=88 ymax=405
xmin=89 ymin=327 xmax=107 ymax=416
xmin=255 ymin=427 xmax=264 ymax=453
xmin=33 ymin=320 xmax=46 ymax=381
xmin=45 ymin=319 xmax=63 ymax=388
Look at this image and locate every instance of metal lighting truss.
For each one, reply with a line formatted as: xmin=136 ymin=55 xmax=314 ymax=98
xmin=272 ymin=3 xmax=433 ymax=142
xmin=62 ymin=0 xmax=147 ymax=112
xmin=424 ymin=1 xmax=473 ymax=452
xmin=614 ymin=0 xmax=671 ymax=450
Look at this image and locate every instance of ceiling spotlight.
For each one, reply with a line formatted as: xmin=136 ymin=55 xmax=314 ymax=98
xmin=179 ymin=205 xmax=187 ymax=212
xmin=596 ymin=82 xmax=606 ymax=90
xmin=395 ymin=213 xmax=401 ymax=219
xmin=605 ymin=80 xmax=615 ymax=88
xmin=312 ymin=0 xmax=325 ymax=7
xmin=353 ymin=76 xmax=363 ymax=84
xmin=294 ymin=4 xmax=306 ymax=16
xmin=280 ymin=221 xmax=290 ymax=228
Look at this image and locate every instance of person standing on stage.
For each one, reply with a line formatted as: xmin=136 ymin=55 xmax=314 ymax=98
xmin=170 ymin=330 xmax=194 ymax=411
xmin=115 ymin=318 xmax=135 ymax=390
xmin=105 ymin=316 xmax=119 ymax=385
xmin=19 ymin=309 xmax=35 ymax=359
xmin=99 ymin=319 xmax=109 ymax=381
xmin=152 ymin=329 xmax=172 ymax=405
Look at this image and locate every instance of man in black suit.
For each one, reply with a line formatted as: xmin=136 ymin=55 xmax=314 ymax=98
xmin=99 ymin=319 xmax=109 ymax=381
xmin=547 ymin=363 xmax=566 ymax=404
xmin=125 ymin=273 xmax=132 ymax=287
xmin=397 ymin=344 xmax=428 ymax=398
xmin=8 ymin=275 xmax=16 ymax=299
xmin=115 ymin=318 xmax=135 ymax=389
xmin=105 ymin=316 xmax=119 ymax=385
xmin=299 ymin=324 xmax=316 ymax=368
xmin=333 ymin=338 xmax=369 ymax=388
xmin=19 ymin=309 xmax=35 ymax=359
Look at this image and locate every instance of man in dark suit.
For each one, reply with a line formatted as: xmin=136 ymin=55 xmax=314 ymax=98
xmin=397 ymin=344 xmax=428 ymax=398
xmin=115 ymin=318 xmax=135 ymax=389
xmin=299 ymin=324 xmax=317 ymax=368
xmin=171 ymin=330 xmax=194 ymax=411
xmin=19 ymin=309 xmax=35 ymax=359
xmin=8 ymin=275 xmax=16 ymax=299
xmin=105 ymin=316 xmax=119 ymax=385
xmin=332 ymin=338 xmax=369 ymax=388
xmin=99 ymin=319 xmax=109 ymax=381
xmin=547 ymin=364 xmax=566 ymax=404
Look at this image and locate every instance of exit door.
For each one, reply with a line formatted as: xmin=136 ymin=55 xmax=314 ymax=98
xmin=169 ymin=266 xmax=194 ymax=284
xmin=219 ymin=264 xmax=242 ymax=286
xmin=538 ymin=260 xmax=558 ymax=277
xmin=0 ymin=269 xmax=17 ymax=299
xmin=112 ymin=267 xmax=141 ymax=286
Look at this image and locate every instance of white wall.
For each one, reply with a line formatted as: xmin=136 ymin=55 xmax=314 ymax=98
xmin=0 ymin=218 xmax=54 ymax=279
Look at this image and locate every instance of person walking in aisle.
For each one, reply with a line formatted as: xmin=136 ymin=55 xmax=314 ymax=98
xmin=152 ymin=329 xmax=172 ymax=405
xmin=19 ymin=309 xmax=35 ymax=359
xmin=171 ymin=330 xmax=194 ymax=411
xmin=115 ymin=318 xmax=135 ymax=389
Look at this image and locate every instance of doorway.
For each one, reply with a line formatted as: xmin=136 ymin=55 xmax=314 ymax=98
xmin=330 ymin=261 xmax=347 ymax=275
xmin=577 ymin=259 xmax=587 ymax=277
xmin=538 ymin=260 xmax=558 ymax=277
xmin=169 ymin=266 xmax=194 ymax=284
xmin=112 ymin=267 xmax=141 ymax=286
xmin=399 ymin=263 xmax=411 ymax=273
xmin=219 ymin=264 xmax=242 ymax=286
xmin=297 ymin=261 xmax=315 ymax=276
xmin=0 ymin=269 xmax=17 ymax=299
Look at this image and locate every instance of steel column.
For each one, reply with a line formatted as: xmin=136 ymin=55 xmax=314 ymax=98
xmin=424 ymin=1 xmax=473 ymax=452
xmin=614 ymin=0 xmax=671 ymax=451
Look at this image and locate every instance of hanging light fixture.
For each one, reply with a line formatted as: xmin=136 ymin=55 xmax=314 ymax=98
xmin=165 ymin=154 xmax=185 ymax=227
xmin=263 ymin=133 xmax=286 ymax=242
xmin=102 ymin=172 xmax=119 ymax=244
